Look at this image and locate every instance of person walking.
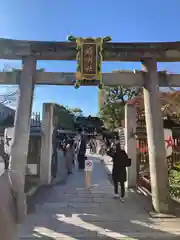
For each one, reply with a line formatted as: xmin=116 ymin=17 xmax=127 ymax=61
xmin=107 ymin=142 xmax=130 ymax=202
xmin=89 ymin=138 xmax=93 ymax=153
xmin=77 ymin=129 xmax=87 ymax=170
xmin=92 ymin=138 xmax=97 ymax=153
xmin=66 ymin=139 xmax=75 ymax=174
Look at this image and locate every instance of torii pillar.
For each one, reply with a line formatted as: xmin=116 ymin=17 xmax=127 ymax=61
xmin=142 ymin=58 xmax=170 ymax=213
xmin=9 ymin=56 xmax=36 ymax=186
xmin=125 ymin=103 xmax=137 ymax=188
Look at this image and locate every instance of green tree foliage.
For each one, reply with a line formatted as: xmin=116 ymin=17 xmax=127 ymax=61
xmin=169 ymin=163 xmax=180 ymax=199
xmin=54 ymin=105 xmax=75 ymax=130
xmin=69 ymin=108 xmax=83 ymax=117
xmin=75 ymin=115 xmax=103 ymax=132
xmin=100 ymin=101 xmax=125 ymax=130
xmin=99 ymin=86 xmax=142 ymax=130
xmin=53 ymin=105 xmax=85 ymax=130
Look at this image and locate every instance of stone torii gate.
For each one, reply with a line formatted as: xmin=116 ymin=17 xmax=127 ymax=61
xmin=1 ymin=38 xmax=180 ymax=214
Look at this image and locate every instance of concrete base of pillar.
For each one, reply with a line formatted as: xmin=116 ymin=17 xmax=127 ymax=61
xmin=52 ymin=149 xmax=68 ymax=184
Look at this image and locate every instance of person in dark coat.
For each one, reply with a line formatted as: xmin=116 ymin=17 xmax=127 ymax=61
xmin=77 ymin=129 xmax=87 ymax=170
xmin=89 ymin=138 xmax=93 ymax=153
xmin=107 ymin=142 xmax=128 ymax=202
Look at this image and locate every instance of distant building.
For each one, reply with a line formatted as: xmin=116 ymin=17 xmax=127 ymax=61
xmin=0 ymin=104 xmax=41 ymax=128
xmin=0 ymin=104 xmax=15 ymax=124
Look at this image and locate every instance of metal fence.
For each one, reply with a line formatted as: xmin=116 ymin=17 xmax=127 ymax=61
xmin=31 ymin=112 xmax=41 ymax=128
xmin=137 ymin=135 xmax=180 ymax=168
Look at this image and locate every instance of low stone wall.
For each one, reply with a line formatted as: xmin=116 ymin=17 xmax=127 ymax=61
xmin=52 ymin=149 xmax=68 ymax=184
xmin=4 ymin=127 xmax=41 ymax=176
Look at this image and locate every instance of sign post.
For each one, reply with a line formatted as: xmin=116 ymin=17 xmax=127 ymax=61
xmin=85 ymin=159 xmax=93 ymax=188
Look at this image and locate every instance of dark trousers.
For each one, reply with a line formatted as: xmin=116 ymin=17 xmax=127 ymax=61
xmin=3 ymin=153 xmax=9 ymax=170
xmin=113 ymin=180 xmax=125 ymax=198
xmin=78 ymin=154 xmax=85 ymax=169
xmin=90 ymin=146 xmax=93 ymax=153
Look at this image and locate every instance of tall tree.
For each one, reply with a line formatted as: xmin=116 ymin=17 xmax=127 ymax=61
xmin=69 ymin=108 xmax=83 ymax=117
xmin=54 ymin=105 xmax=75 ymax=130
xmin=99 ymin=86 xmax=142 ymax=130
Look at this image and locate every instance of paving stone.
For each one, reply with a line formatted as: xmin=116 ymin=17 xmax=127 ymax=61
xmin=68 ymin=198 xmax=94 ymax=203
xmin=18 ymin=154 xmax=180 ymax=240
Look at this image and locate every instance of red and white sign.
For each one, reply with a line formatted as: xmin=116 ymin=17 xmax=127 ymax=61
xmin=136 ymin=128 xmax=173 ymax=157
xmin=85 ymin=159 xmax=93 ymax=171
xmin=164 ymin=129 xmax=173 ymax=157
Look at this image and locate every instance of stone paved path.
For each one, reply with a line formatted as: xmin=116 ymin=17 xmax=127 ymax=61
xmin=17 ymin=155 xmax=180 ymax=239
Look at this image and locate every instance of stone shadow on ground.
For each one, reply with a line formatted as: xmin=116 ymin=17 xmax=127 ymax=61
xmin=19 ymin=156 xmax=180 ymax=239
xmin=21 ymin=214 xmax=180 ymax=240
xmin=20 ymin=194 xmax=180 ymax=239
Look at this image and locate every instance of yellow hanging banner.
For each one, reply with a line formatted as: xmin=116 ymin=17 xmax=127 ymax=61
xmin=76 ymin=38 xmax=102 ymax=81
xmin=67 ymin=36 xmax=111 ymax=89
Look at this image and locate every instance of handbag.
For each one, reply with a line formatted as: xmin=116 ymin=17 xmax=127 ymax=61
xmin=107 ymin=148 xmax=115 ymax=158
xmin=126 ymin=158 xmax=132 ymax=167
xmin=121 ymin=150 xmax=132 ymax=167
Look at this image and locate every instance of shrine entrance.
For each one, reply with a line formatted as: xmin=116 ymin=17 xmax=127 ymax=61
xmin=1 ymin=36 xmax=180 ymax=213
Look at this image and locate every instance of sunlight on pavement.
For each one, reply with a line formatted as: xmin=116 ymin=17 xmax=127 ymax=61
xmin=18 ymin=156 xmax=180 ymax=239
xmin=34 ymin=227 xmax=78 ymax=239
xmin=55 ymin=213 xmax=137 ymax=239
xmin=131 ymin=220 xmax=180 ymax=235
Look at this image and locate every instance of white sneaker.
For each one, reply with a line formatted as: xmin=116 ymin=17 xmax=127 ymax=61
xmin=113 ymin=194 xmax=119 ymax=198
xmin=120 ymin=197 xmax=125 ymax=202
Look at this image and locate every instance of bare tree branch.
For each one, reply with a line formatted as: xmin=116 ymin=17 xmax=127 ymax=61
xmin=0 ymin=65 xmax=20 ymax=106
xmin=0 ymin=64 xmax=41 ymax=107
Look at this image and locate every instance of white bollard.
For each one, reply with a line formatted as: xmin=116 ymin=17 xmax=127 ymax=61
xmin=85 ymin=158 xmax=93 ymax=188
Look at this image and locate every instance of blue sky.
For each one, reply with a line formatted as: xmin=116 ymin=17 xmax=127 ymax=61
xmin=0 ymin=0 xmax=180 ymax=116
